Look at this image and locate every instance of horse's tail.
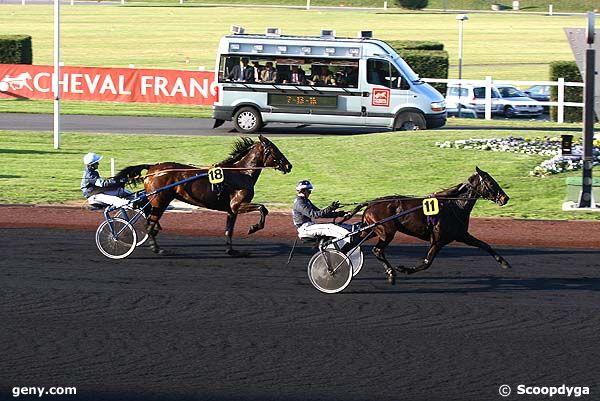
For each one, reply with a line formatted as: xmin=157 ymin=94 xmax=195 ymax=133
xmin=339 ymin=201 xmax=370 ymax=223
xmin=114 ymin=164 xmax=152 ymax=186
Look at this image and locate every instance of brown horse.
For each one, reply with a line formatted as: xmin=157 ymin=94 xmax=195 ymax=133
xmin=342 ymin=167 xmax=511 ymax=284
xmin=115 ymin=135 xmax=292 ymax=255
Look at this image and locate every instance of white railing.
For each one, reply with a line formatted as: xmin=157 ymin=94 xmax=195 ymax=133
xmin=423 ymin=76 xmax=584 ymax=123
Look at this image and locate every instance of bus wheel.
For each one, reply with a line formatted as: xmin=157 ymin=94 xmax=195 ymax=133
xmin=393 ymin=111 xmax=426 ymax=131
xmin=233 ymin=107 xmax=262 ymax=134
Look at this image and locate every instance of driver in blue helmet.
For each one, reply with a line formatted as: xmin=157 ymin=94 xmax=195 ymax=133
xmin=80 ymin=152 xmax=131 ymax=208
xmin=292 ymin=179 xmax=353 ymax=247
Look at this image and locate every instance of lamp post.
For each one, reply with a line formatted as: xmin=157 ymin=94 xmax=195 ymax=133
xmin=456 ymin=14 xmax=469 ymax=117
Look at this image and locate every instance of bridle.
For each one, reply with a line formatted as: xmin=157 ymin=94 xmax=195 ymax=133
xmin=262 ymin=142 xmax=289 ymax=172
xmin=461 ymin=173 xmax=502 ymax=203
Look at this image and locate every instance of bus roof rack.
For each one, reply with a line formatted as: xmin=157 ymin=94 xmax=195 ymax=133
xmin=231 ymin=25 xmax=245 ymax=35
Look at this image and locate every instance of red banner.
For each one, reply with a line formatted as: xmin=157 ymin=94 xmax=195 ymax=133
xmin=0 ymin=64 xmax=217 ymax=105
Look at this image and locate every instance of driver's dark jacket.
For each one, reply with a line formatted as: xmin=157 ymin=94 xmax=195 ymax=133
xmin=292 ymin=195 xmax=338 ymax=228
xmin=80 ymin=167 xmax=119 ymax=198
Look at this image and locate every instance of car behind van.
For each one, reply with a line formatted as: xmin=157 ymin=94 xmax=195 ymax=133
xmin=445 ymin=84 xmax=502 ymax=117
xmin=496 ymin=85 xmax=543 ymax=117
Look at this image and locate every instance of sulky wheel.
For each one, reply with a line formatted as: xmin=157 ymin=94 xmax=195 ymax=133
xmin=307 ymin=249 xmax=353 ymax=294
xmin=345 ymin=246 xmax=364 ymax=276
xmin=95 ymin=217 xmax=137 ymax=259
xmin=123 ymin=207 xmax=149 ymax=246
xmin=320 ymin=236 xmax=364 ymax=277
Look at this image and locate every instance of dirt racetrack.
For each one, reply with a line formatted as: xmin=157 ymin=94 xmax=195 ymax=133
xmin=1 ymin=205 xmax=600 ymax=401
xmin=1 ymin=204 xmax=599 ymax=249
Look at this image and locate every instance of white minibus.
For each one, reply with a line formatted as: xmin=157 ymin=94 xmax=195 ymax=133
xmin=212 ymin=28 xmax=446 ymax=133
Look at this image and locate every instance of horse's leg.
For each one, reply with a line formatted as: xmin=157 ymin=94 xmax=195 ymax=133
xmin=459 ymin=233 xmax=512 ymax=269
xmin=236 ymin=203 xmax=269 ymax=234
xmin=224 ymin=212 xmax=238 ymax=255
xmin=372 ymin=237 xmax=396 ymax=285
xmin=145 ymin=204 xmax=168 ymax=255
xmin=400 ymin=242 xmax=444 ymax=275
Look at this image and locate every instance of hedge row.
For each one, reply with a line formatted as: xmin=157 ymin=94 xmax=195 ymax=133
xmin=387 ymin=40 xmax=448 ymax=94
xmin=549 ymin=61 xmax=582 ymax=123
xmin=0 ymin=35 xmax=33 ymax=64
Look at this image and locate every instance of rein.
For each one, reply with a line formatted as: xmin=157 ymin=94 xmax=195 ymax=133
xmin=129 ymin=166 xmax=274 ymax=180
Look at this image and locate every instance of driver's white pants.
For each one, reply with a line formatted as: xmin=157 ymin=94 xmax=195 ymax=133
xmin=297 ymin=222 xmax=352 ymax=248
xmin=87 ymin=188 xmax=131 ymax=208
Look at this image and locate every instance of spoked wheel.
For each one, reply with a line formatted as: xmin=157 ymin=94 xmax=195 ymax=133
xmin=308 ymin=249 xmax=353 ymax=294
xmin=123 ymin=208 xmax=149 ymax=246
xmin=320 ymin=237 xmax=364 ymax=277
xmin=345 ymin=246 xmax=364 ymax=276
xmin=96 ymin=217 xmax=137 ymax=259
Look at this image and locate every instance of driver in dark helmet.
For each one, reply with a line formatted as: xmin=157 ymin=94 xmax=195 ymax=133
xmin=292 ymin=180 xmax=353 ymax=247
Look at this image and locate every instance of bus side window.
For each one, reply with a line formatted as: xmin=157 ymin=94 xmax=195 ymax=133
xmin=389 ymin=63 xmax=409 ymax=90
xmin=220 ymin=56 xmax=239 ymax=82
xmin=367 ymin=59 xmax=388 ymax=87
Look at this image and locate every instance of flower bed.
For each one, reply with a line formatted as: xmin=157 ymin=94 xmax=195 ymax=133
xmin=436 ymin=136 xmax=600 ymax=176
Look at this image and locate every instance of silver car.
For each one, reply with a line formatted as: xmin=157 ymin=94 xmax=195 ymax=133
xmin=495 ymin=85 xmax=543 ymax=117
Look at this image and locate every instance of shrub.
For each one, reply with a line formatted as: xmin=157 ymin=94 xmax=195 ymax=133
xmin=386 ymin=40 xmax=448 ymax=94
xmin=395 ymin=0 xmax=428 ymax=9
xmin=549 ymin=61 xmax=582 ymax=123
xmin=0 ymin=35 xmax=32 ymax=64
xmin=386 ymin=40 xmax=444 ymax=51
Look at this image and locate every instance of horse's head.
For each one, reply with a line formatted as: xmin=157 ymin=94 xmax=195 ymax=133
xmin=258 ymin=135 xmax=292 ymax=174
xmin=468 ymin=167 xmax=509 ymax=206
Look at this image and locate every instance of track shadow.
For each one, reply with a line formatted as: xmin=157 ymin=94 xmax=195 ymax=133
xmin=346 ymin=276 xmax=600 ymax=295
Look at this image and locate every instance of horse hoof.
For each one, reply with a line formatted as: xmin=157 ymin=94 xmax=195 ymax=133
xmin=150 ymin=246 xmax=163 ymax=255
xmin=248 ymin=225 xmax=261 ymax=235
xmin=226 ymin=249 xmax=250 ymax=257
xmin=387 ymin=274 xmax=396 ymax=285
xmin=501 ymin=261 xmax=512 ymax=269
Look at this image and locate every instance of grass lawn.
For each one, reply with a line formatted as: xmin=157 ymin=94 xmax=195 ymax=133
xmin=0 ymin=99 xmax=212 ymax=118
xmin=1 ymin=129 xmax=598 ymax=220
xmin=0 ymin=5 xmax=587 ymax=80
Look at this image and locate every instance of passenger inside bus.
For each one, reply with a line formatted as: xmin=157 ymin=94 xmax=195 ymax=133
xmin=260 ymin=61 xmax=278 ymax=83
xmin=309 ymin=65 xmax=335 ymax=86
xmin=285 ymin=65 xmax=306 ymax=85
xmin=227 ymin=57 xmax=255 ymax=82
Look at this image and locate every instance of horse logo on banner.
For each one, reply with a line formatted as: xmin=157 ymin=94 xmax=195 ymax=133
xmin=0 ymin=72 xmax=33 ymax=92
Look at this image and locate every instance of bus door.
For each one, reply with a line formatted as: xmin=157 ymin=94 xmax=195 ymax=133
xmin=361 ymin=58 xmax=411 ymax=126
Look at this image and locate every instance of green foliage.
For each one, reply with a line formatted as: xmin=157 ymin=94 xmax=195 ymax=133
xmin=385 ymin=40 xmax=444 ymax=51
xmin=394 ymin=0 xmax=428 ymax=9
xmin=549 ymin=61 xmax=582 ymax=123
xmin=386 ymin=40 xmax=448 ymax=93
xmin=0 ymin=35 xmax=32 ymax=64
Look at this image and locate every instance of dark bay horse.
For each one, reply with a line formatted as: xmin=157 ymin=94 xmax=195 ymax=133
xmin=342 ymin=167 xmax=511 ymax=284
xmin=115 ymin=135 xmax=292 ymax=255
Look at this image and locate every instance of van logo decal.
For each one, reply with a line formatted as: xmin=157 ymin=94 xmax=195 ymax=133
xmin=372 ymin=88 xmax=390 ymax=107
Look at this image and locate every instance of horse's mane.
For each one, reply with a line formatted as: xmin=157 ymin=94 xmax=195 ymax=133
xmin=435 ymin=182 xmax=467 ymax=198
xmin=216 ymin=137 xmax=256 ymax=166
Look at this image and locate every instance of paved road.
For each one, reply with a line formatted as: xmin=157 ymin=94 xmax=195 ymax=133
xmin=1 ymin=228 xmax=599 ymax=401
xmin=0 ymin=113 xmax=392 ymax=136
xmin=1 ymin=113 xmax=575 ymax=137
